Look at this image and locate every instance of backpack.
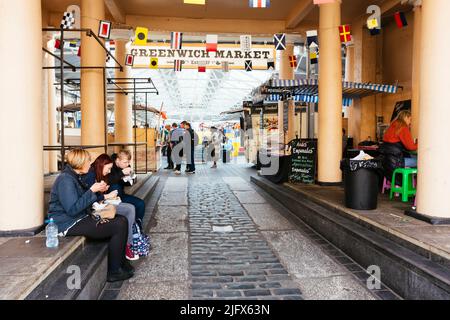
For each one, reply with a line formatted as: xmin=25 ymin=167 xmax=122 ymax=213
xmin=132 ymin=223 xmax=151 ymax=257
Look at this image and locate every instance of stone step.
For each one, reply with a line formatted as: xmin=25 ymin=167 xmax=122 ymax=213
xmin=251 ymin=176 xmax=450 ymax=300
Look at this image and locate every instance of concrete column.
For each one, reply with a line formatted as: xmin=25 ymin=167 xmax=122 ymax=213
xmin=42 ymin=46 xmax=50 ymax=175
xmin=317 ymin=1 xmax=343 ymax=184
xmin=278 ymin=44 xmax=295 ymax=145
xmin=411 ymin=5 xmax=422 ymax=140
xmin=0 ymin=0 xmax=44 ymax=232
xmin=47 ymin=44 xmax=58 ymax=173
xmin=114 ymin=40 xmax=133 ymax=149
xmin=81 ymin=0 xmax=106 ymax=156
xmin=416 ymin=0 xmax=450 ymax=219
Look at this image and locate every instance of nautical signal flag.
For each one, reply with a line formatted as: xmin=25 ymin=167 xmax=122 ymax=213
xmin=125 ymin=54 xmax=134 ymax=66
xmin=206 ymin=35 xmax=218 ymax=52
xmin=249 ymin=0 xmax=270 ymax=8
xmin=184 ymin=0 xmax=206 ymax=4
xmin=240 ymin=35 xmax=252 ymax=52
xmin=69 ymin=41 xmax=77 ymax=48
xmin=339 ymin=25 xmax=352 ymax=43
xmin=394 ymin=12 xmax=408 ymax=29
xmin=245 ymin=60 xmax=253 ymax=72
xmin=306 ymin=30 xmax=319 ymax=48
xmin=367 ymin=18 xmax=379 ymax=30
xmin=267 ymin=59 xmax=275 ymax=70
xmin=289 ymin=56 xmax=297 ymax=68
xmin=135 ymin=27 xmax=148 ymax=45
xmin=98 ymin=20 xmax=112 ymax=39
xmin=198 ymin=65 xmax=206 ymax=73
xmin=60 ymin=12 xmax=75 ymax=29
xmin=149 ymin=57 xmax=158 ymax=69
xmin=274 ymin=34 xmax=286 ymax=50
xmin=54 ymin=39 xmax=62 ymax=50
xmin=171 ymin=32 xmax=183 ymax=50
xmin=222 ymin=61 xmax=230 ymax=73
xmin=370 ymin=28 xmax=381 ymax=36
xmin=174 ymin=60 xmax=183 ymax=72
xmin=77 ymin=47 xmax=81 ymax=57
xmin=310 ymin=51 xmax=318 ymax=65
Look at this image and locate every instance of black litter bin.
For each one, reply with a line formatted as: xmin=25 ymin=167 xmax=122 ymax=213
xmin=340 ymin=158 xmax=382 ymax=210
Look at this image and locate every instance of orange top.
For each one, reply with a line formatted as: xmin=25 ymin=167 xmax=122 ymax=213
xmin=383 ymin=120 xmax=418 ymax=151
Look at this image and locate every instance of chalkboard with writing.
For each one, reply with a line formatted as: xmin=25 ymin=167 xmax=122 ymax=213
xmin=289 ymin=139 xmax=317 ymax=184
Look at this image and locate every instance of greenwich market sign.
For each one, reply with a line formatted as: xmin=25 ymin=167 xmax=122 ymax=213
xmin=130 ymin=43 xmax=275 ymax=70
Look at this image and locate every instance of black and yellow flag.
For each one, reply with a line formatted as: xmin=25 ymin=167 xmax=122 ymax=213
xmin=135 ymin=27 xmax=148 ymax=45
xmin=149 ymin=57 xmax=159 ymax=69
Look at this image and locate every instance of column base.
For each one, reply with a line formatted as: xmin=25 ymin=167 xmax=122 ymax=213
xmin=317 ymin=181 xmax=343 ymax=187
xmin=0 ymin=224 xmax=45 ymax=237
xmin=405 ymin=209 xmax=450 ymax=226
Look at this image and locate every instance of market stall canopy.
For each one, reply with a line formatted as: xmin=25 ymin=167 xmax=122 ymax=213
xmin=253 ymin=79 xmax=402 ymax=106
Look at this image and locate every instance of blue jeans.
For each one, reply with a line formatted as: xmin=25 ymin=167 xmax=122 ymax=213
xmin=121 ymin=194 xmax=145 ymax=227
xmin=405 ymin=155 xmax=418 ymax=168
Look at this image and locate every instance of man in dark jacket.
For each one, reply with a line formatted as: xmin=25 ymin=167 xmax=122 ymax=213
xmin=184 ymin=122 xmax=197 ymax=174
xmin=109 ymin=150 xmax=145 ymax=229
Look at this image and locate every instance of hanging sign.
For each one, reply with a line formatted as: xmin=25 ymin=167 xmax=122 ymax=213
xmin=289 ymin=139 xmax=317 ymax=184
xmin=130 ymin=43 xmax=275 ymax=70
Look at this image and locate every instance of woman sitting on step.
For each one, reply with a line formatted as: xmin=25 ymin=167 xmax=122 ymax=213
xmin=83 ymin=154 xmax=140 ymax=262
xmin=48 ymin=149 xmax=134 ymax=283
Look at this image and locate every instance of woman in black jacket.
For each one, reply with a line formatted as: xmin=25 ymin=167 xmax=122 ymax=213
xmin=48 ymin=149 xmax=134 ymax=282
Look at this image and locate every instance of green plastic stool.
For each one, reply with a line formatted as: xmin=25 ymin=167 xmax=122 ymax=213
xmin=390 ymin=168 xmax=418 ymax=202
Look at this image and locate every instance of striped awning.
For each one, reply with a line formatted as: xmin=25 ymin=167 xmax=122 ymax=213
xmin=267 ymin=79 xmax=399 ymax=97
xmin=253 ymin=78 xmax=400 ymax=105
xmin=264 ymin=94 xmax=354 ymax=107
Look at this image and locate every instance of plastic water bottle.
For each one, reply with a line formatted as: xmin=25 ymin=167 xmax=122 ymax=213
xmin=46 ymin=218 xmax=59 ymax=248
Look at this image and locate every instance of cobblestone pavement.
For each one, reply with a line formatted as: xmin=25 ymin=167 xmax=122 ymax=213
xmin=108 ymin=161 xmax=401 ymax=300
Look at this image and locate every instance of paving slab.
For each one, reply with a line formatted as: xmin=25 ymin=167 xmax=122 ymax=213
xmin=233 ymin=191 xmax=267 ymax=204
xmin=127 ymin=233 xmax=189 ymax=283
xmin=243 ymin=204 xmax=294 ymax=231
xmin=150 ymin=206 xmax=188 ymax=233
xmin=262 ymin=231 xmax=347 ymax=279
xmin=118 ymin=281 xmax=189 ymax=300
xmin=295 ymin=276 xmax=376 ymax=300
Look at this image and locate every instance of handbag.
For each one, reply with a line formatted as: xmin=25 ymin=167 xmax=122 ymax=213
xmin=132 ymin=223 xmax=151 ymax=257
xmin=94 ymin=204 xmax=116 ymax=220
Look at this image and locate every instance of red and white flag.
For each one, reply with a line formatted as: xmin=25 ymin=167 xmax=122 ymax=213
xmin=206 ymin=35 xmax=218 ymax=53
xmin=98 ymin=20 xmax=112 ymax=39
xmin=125 ymin=54 xmax=134 ymax=66
xmin=249 ymin=0 xmax=270 ymax=8
xmin=171 ymin=32 xmax=183 ymax=50
xmin=174 ymin=60 xmax=183 ymax=72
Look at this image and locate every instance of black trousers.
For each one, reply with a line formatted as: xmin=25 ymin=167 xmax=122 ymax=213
xmin=167 ymin=144 xmax=174 ymax=168
xmin=67 ymin=215 xmax=128 ymax=272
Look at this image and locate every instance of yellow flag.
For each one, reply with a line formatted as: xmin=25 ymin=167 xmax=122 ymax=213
xmin=184 ymin=0 xmax=206 ymax=4
xmin=149 ymin=57 xmax=159 ymax=69
xmin=367 ymin=18 xmax=379 ymax=30
xmin=135 ymin=27 xmax=148 ymax=45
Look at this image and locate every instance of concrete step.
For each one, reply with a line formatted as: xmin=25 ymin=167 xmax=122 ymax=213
xmin=251 ymin=176 xmax=450 ymax=300
xmin=25 ymin=175 xmax=160 ymax=300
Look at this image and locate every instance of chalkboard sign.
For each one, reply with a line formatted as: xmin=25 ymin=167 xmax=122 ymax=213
xmin=289 ymin=139 xmax=317 ymax=184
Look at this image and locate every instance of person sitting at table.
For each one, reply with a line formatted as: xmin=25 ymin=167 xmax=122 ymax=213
xmin=380 ymin=110 xmax=418 ymax=183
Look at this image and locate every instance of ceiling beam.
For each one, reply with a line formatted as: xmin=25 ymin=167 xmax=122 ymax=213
xmin=286 ymin=0 xmax=315 ymax=29
xmin=380 ymin=0 xmax=402 ymax=14
xmin=104 ymin=0 xmax=126 ymax=24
